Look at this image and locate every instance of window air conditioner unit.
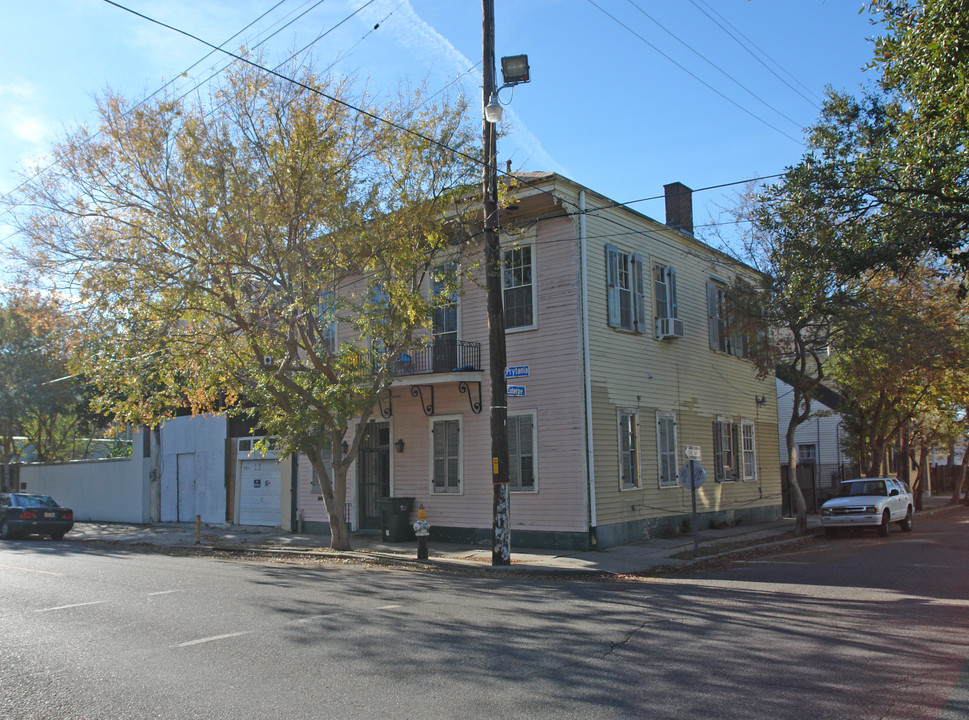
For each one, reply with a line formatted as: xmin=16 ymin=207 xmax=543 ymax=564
xmin=656 ymin=317 xmax=684 ymax=339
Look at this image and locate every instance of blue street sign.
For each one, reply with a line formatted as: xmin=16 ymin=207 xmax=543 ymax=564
xmin=505 ymin=366 xmax=529 ymax=379
xmin=507 ymin=386 xmax=526 ymax=397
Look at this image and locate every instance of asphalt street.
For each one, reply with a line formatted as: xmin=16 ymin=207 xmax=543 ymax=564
xmin=1 ymin=508 xmax=967 ymax=720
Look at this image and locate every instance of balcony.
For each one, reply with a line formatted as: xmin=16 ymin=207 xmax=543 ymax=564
xmin=394 ymin=339 xmax=481 ymax=377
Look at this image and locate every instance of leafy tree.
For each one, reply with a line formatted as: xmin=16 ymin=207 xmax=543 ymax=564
xmin=726 ymin=174 xmax=858 ymax=533
xmin=10 ymin=60 xmax=479 ymax=549
xmin=0 ymin=288 xmax=95 ymax=489
xmin=801 ymin=1 xmax=969 ymax=277
xmin=830 ymin=266 xmax=969 ymax=479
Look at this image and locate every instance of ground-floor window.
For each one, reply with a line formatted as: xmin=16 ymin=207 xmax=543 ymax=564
xmin=431 ymin=417 xmax=461 ymax=494
xmin=508 ymin=412 xmax=536 ymax=492
xmin=656 ymin=412 xmax=677 ymax=488
xmin=742 ymin=420 xmax=756 ymax=481
xmin=618 ymin=409 xmax=640 ymax=489
xmin=713 ymin=417 xmax=738 ymax=482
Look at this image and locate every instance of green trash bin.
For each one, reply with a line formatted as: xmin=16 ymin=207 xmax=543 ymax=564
xmin=379 ymin=497 xmax=415 ymax=542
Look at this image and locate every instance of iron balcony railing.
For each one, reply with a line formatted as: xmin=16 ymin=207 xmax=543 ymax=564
xmin=393 ymin=339 xmax=481 ymax=376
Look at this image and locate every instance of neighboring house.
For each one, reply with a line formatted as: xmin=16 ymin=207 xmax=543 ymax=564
xmin=775 ymin=375 xmax=849 ymax=511
xmin=283 ymin=173 xmax=781 ymax=549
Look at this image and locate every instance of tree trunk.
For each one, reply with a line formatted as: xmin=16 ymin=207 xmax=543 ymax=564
xmin=913 ymin=444 xmax=929 ymax=511
xmin=306 ymin=446 xmax=352 ymax=551
xmin=786 ymin=423 xmax=807 ymax=534
xmin=951 ymin=444 xmax=969 ymax=505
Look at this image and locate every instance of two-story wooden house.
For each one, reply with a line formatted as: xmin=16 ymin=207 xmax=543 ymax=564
xmin=289 ymin=173 xmax=781 ymax=550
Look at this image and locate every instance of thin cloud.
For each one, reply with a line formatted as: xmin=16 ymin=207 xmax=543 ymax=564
xmin=354 ymin=0 xmax=562 ymax=174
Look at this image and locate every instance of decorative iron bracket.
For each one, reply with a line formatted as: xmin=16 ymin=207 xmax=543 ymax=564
xmin=410 ymin=385 xmax=435 ymax=416
xmin=458 ymin=381 xmax=482 ymax=414
xmin=378 ymin=389 xmax=393 ymax=419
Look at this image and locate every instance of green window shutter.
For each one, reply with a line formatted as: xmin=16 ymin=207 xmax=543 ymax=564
xmin=632 ymin=254 xmax=646 ymax=334
xmin=706 ymin=282 xmax=720 ymax=351
xmin=605 ymin=244 xmax=622 ymax=327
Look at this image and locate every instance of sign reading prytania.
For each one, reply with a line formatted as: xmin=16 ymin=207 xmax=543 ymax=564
xmin=505 ymin=366 xmax=529 ymax=379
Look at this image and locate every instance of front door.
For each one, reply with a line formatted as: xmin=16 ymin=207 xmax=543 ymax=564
xmin=357 ymin=422 xmax=390 ymax=530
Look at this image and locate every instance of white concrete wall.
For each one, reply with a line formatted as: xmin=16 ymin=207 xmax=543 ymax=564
xmin=158 ymin=415 xmax=227 ymax=525
xmin=18 ymin=455 xmax=150 ymax=522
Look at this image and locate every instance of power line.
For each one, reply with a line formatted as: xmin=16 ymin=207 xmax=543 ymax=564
xmin=624 ymin=0 xmax=805 ymax=129
xmin=1 ymin=0 xmax=298 ymax=208
xmin=584 ymin=0 xmax=803 ymax=145
xmin=690 ymin=0 xmax=823 ymax=109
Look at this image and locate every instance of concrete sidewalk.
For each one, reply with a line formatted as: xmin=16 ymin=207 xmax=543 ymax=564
xmin=63 ymin=497 xmax=960 ymax=576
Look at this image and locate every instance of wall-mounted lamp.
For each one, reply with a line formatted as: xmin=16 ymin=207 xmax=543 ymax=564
xmin=755 ymin=395 xmax=767 ymax=406
xmin=394 ymin=439 xmax=405 ymax=454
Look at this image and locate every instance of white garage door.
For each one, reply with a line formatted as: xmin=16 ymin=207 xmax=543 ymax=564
xmin=238 ymin=459 xmax=281 ymax=526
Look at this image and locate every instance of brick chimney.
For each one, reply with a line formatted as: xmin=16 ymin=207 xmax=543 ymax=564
xmin=664 ymin=182 xmax=693 ymax=235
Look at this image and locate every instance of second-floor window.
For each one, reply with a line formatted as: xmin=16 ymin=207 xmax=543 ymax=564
xmin=654 ymin=264 xmax=678 ymax=320
xmin=503 ymin=246 xmax=534 ymax=330
xmin=606 ymin=245 xmax=645 ymax=333
xmin=706 ymin=281 xmax=749 ymax=357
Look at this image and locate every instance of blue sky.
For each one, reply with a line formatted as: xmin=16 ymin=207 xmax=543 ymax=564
xmin=0 ymin=0 xmax=880 ymax=254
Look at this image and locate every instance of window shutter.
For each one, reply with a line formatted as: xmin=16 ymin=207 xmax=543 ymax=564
xmin=632 ymin=254 xmax=646 ymax=333
xmin=731 ymin=422 xmax=740 ymax=481
xmin=712 ymin=420 xmax=723 ymax=482
xmin=667 ymin=267 xmax=678 ymax=318
xmin=706 ymin=283 xmax=720 ymax=351
xmin=606 ymin=244 xmax=621 ymax=328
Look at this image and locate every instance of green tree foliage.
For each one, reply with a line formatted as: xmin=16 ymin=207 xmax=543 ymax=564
xmin=727 ymin=175 xmax=859 ymax=532
xmin=830 ymin=266 xmax=969 ymax=478
xmin=803 ymin=0 xmax=969 ymax=276
xmin=0 ymin=288 xmax=105 ymax=489
xmin=10 ymin=61 xmax=480 ymax=549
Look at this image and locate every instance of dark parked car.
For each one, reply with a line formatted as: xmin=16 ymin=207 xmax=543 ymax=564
xmin=0 ymin=493 xmax=74 ymax=540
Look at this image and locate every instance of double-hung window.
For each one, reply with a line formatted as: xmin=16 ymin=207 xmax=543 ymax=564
xmin=654 ymin=264 xmax=678 ymax=320
xmin=656 ymin=412 xmax=678 ymax=488
xmin=618 ymin=409 xmax=640 ymax=489
xmin=606 ymin=245 xmax=645 ymax=333
xmin=741 ymin=420 xmax=756 ymax=482
xmin=508 ymin=412 xmax=536 ymax=492
xmin=503 ymin=245 xmax=534 ymax=330
xmin=713 ymin=417 xmax=740 ymax=482
xmin=706 ymin=281 xmax=748 ymax=357
xmin=431 ymin=417 xmax=461 ymax=494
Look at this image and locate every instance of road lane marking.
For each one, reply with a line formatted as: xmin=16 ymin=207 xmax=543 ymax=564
xmin=0 ymin=563 xmax=62 ymax=576
xmin=377 ymin=604 xmax=401 ymax=610
xmin=174 ymin=631 xmax=252 ymax=648
xmin=147 ymin=589 xmax=184 ymax=596
xmin=35 ymin=601 xmax=107 ymax=613
xmin=286 ymin=613 xmax=336 ymax=625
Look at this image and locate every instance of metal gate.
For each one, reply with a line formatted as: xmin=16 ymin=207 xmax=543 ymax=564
xmin=357 ymin=422 xmax=390 ymax=530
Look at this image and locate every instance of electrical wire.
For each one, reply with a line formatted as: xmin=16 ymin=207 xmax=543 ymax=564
xmin=624 ymin=0 xmax=805 ymax=129
xmin=584 ymin=0 xmax=803 ymax=145
xmin=690 ymin=0 xmax=824 ymax=109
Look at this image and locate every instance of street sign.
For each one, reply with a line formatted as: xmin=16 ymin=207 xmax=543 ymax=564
xmin=684 ymin=445 xmax=702 ymax=461
xmin=678 ymin=461 xmax=707 ymax=490
xmin=507 ymin=385 xmax=526 ymax=397
xmin=505 ymin=366 xmax=529 ymax=379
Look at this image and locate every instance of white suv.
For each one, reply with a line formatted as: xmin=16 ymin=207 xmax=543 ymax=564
xmin=820 ymin=478 xmax=914 ymax=537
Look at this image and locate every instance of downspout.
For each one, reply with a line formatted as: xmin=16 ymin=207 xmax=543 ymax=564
xmin=579 ymin=190 xmax=598 ymax=543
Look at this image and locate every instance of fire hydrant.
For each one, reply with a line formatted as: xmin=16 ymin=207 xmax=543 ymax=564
xmin=413 ymin=505 xmax=430 ymax=560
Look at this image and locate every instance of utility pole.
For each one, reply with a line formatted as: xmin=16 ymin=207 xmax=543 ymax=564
xmin=482 ymin=0 xmax=510 ymax=566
